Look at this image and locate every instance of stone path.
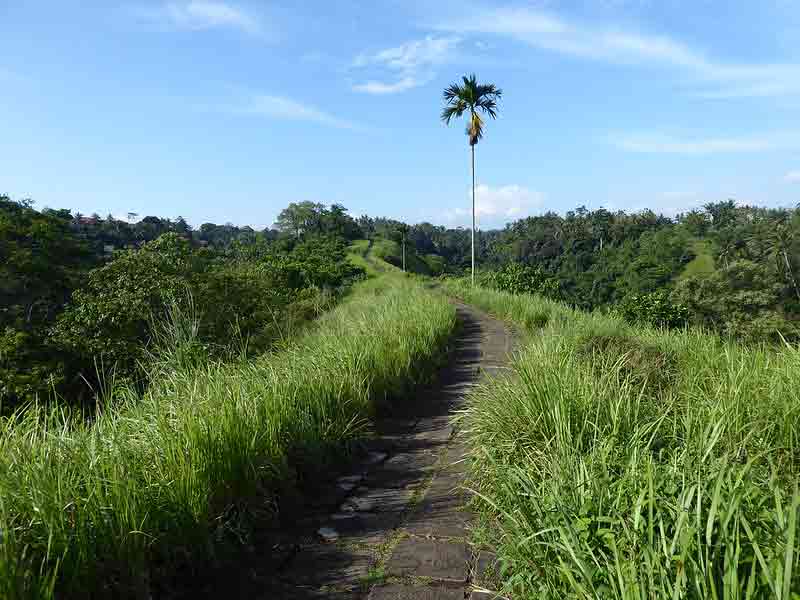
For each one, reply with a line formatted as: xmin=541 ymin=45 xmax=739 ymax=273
xmin=182 ymin=302 xmax=514 ymax=600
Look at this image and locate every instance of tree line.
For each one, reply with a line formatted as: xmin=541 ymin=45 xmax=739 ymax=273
xmin=351 ymin=199 xmax=800 ymax=342
xmin=0 ymin=196 xmax=366 ymax=412
xmin=4 ymin=194 xmax=799 ymax=411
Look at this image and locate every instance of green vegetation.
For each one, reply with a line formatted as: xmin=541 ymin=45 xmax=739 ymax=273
xmin=4 ymin=188 xmax=800 ymax=597
xmin=346 ymin=239 xmax=375 ymax=274
xmin=0 ymin=274 xmax=456 ymax=598
xmin=1 ymin=199 xmax=94 ymax=407
xmin=0 ymin=194 xmax=463 ymax=597
xmin=679 ymin=239 xmax=716 ymax=280
xmin=371 ymin=237 xmax=431 ymax=274
xmin=0 ymin=196 xmax=365 ymax=411
xmin=444 ymin=279 xmax=800 ymax=598
xmin=358 ymin=200 xmax=800 ymax=343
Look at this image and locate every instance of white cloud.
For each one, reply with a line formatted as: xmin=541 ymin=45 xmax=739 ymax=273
xmin=352 ymin=36 xmax=460 ymax=94
xmin=235 ymin=94 xmax=356 ymax=129
xmin=613 ymin=133 xmax=778 ymax=155
xmin=447 ymin=184 xmax=544 ymax=227
xmin=784 ymin=171 xmax=800 ymax=183
xmin=436 ymin=7 xmax=800 ymax=98
xmin=134 ymin=1 xmax=261 ymax=35
xmin=352 ymin=77 xmax=419 ymax=95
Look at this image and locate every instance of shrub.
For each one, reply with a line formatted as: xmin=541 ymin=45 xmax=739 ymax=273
xmin=52 ymin=233 xmax=365 ymax=392
xmin=482 ymin=263 xmax=559 ymax=298
xmin=617 ymin=290 xmax=690 ymax=329
xmin=673 ymin=261 xmax=799 ymax=342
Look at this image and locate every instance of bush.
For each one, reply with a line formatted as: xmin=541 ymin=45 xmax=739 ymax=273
xmin=617 ymin=290 xmax=690 ymax=329
xmin=0 ymin=196 xmax=91 ymax=408
xmin=481 ymin=263 xmax=559 ymax=298
xmin=52 ymin=233 xmax=365 ymax=393
xmin=673 ymin=261 xmax=799 ymax=342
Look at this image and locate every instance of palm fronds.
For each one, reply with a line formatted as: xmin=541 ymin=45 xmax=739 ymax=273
xmin=441 ymin=73 xmax=502 ymax=146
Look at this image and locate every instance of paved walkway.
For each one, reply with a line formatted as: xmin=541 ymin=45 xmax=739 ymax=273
xmin=183 ymin=302 xmax=514 ymax=600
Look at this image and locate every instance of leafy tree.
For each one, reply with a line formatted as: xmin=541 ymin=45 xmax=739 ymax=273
xmin=275 ymin=201 xmax=325 ymax=238
xmin=617 ymin=291 xmax=689 ymax=329
xmin=482 ymin=263 xmax=559 ymax=298
xmin=52 ymin=234 xmax=201 ymax=379
xmin=674 ymin=260 xmax=797 ymax=341
xmin=0 ymin=196 xmax=91 ymax=406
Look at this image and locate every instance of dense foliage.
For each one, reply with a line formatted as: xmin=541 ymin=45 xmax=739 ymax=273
xmin=1 ymin=199 xmax=94 ymax=405
xmin=478 ymin=263 xmax=560 ymax=298
xmin=5 ymin=192 xmax=800 ymax=412
xmin=0 ymin=196 xmax=364 ymax=411
xmin=616 ymin=290 xmax=690 ymax=329
xmin=396 ymin=201 xmax=800 ymax=341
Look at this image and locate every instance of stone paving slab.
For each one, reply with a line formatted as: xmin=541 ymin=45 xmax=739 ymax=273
xmin=402 ymin=501 xmax=471 ymax=539
xmin=341 ymin=485 xmax=415 ymax=514
xmin=364 ymin=451 xmax=438 ymax=489
xmin=319 ymin=510 xmax=401 ymax=545
xmin=426 ymin=471 xmax=467 ymax=497
xmin=280 ymin=544 xmax=373 ymax=590
xmin=369 ymin=584 xmax=465 ymax=599
xmin=252 ymin=581 xmax=361 ymax=600
xmin=385 ymin=538 xmax=469 ymax=582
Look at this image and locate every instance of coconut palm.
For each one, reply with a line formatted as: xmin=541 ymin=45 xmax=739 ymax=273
xmin=441 ymin=74 xmax=502 ymax=286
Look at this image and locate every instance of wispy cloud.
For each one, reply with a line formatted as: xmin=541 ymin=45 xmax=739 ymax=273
xmin=436 ymin=6 xmax=800 ymax=98
xmin=352 ymin=36 xmax=460 ymax=94
xmin=784 ymin=171 xmax=800 ymax=183
xmin=233 ymin=94 xmax=357 ymax=129
xmin=446 ymin=184 xmax=544 ymax=227
xmin=613 ymin=133 xmax=783 ymax=155
xmin=353 ymin=77 xmax=420 ymax=95
xmin=133 ymin=1 xmax=262 ymax=35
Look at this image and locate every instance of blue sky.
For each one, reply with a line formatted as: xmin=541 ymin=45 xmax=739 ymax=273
xmin=2 ymin=1 xmax=800 ymax=229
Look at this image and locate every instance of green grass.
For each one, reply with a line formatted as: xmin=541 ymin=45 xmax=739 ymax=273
xmin=442 ymin=279 xmax=800 ymax=598
xmin=370 ymin=237 xmax=431 ymax=275
xmin=0 ymin=275 xmax=457 ymax=598
xmin=679 ymin=239 xmax=716 ymax=280
xmin=346 ymin=239 xmax=373 ymax=273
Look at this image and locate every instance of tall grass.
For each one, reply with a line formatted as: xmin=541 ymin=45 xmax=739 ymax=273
xmin=443 ymin=279 xmax=800 ymax=598
xmin=370 ymin=238 xmax=431 ymax=275
xmin=0 ymin=275 xmax=456 ymax=598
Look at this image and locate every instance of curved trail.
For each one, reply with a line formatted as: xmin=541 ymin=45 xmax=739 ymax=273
xmin=188 ymin=302 xmax=515 ymax=599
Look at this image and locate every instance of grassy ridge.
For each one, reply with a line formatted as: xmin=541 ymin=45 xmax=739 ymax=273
xmin=442 ymin=279 xmax=800 ymax=598
xmin=0 ymin=275 xmax=457 ymax=598
xmin=346 ymin=239 xmax=373 ymax=273
xmin=370 ymin=238 xmax=444 ymax=275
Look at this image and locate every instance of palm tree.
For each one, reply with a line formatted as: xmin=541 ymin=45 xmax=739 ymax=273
xmin=441 ymin=74 xmax=502 ymax=286
xmin=398 ymin=223 xmax=409 ymax=273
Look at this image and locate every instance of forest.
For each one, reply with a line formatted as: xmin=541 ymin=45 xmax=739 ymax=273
xmin=402 ymin=200 xmax=800 ymax=342
xmin=4 ymin=195 xmax=800 ymax=412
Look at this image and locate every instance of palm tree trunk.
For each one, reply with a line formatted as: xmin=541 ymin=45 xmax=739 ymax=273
xmin=471 ymin=143 xmax=476 ymax=287
xmin=402 ymin=232 xmax=406 ymax=273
